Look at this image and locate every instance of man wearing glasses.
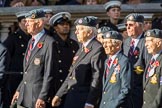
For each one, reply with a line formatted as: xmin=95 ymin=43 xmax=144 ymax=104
xmin=123 ymin=13 xmax=151 ymax=108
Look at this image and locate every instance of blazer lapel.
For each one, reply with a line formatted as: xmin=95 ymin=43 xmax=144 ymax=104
xmin=24 ymin=34 xmax=46 ymax=71
xmin=71 ymin=38 xmax=94 ymax=71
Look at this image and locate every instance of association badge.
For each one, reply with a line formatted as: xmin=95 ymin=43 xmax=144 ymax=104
xmin=34 ymin=58 xmax=41 ymax=65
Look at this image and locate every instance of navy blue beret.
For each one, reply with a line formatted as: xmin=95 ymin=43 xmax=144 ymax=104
xmin=98 ymin=26 xmax=111 ymax=34
xmin=26 ymin=9 xmax=45 ymax=19
xmin=74 ymin=16 xmax=98 ymax=27
xmin=145 ymin=29 xmax=162 ymax=39
xmin=125 ymin=13 xmax=144 ymax=23
xmin=102 ymin=30 xmax=123 ymax=41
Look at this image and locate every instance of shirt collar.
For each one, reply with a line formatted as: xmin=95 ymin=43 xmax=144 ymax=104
xmin=33 ymin=29 xmax=45 ymax=48
xmin=83 ymin=36 xmax=95 ymax=47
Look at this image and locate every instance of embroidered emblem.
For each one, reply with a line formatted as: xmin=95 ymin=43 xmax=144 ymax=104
xmin=34 ymin=58 xmax=41 ymax=65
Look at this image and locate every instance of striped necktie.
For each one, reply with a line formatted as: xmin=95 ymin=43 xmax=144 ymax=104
xmin=26 ymin=38 xmax=35 ymax=62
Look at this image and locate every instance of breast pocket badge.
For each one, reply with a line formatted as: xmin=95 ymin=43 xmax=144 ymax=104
xmin=34 ymin=57 xmax=41 ymax=65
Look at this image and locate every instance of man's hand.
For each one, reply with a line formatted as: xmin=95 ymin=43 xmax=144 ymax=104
xmin=11 ymin=91 xmax=19 ymax=105
xmin=35 ymin=99 xmax=46 ymax=108
xmin=51 ymin=96 xmax=61 ymax=107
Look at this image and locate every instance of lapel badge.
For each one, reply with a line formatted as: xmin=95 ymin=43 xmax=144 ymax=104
xmin=109 ymin=73 xmax=117 ymax=83
xmin=150 ymin=74 xmax=157 ymax=84
xmin=34 ymin=57 xmax=41 ymax=65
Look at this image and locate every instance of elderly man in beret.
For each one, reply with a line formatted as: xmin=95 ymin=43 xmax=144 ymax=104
xmin=11 ymin=9 xmax=55 ymax=108
xmin=99 ymin=0 xmax=122 ymax=31
xmin=143 ymin=29 xmax=162 ymax=108
xmin=122 ymin=13 xmax=151 ymax=108
xmin=52 ymin=16 xmax=106 ymax=108
xmin=99 ymin=31 xmax=132 ymax=108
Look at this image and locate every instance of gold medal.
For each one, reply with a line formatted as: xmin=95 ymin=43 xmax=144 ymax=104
xmin=109 ymin=73 xmax=117 ymax=83
xmin=150 ymin=74 xmax=157 ymax=84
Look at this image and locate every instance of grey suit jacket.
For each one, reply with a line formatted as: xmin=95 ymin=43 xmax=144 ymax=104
xmin=56 ymin=38 xmax=106 ymax=108
xmin=100 ymin=52 xmax=132 ymax=108
xmin=17 ymin=33 xmax=55 ymax=108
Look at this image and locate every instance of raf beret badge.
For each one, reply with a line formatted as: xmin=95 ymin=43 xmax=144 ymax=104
xmin=78 ymin=19 xmax=83 ymax=24
xmin=146 ymin=31 xmax=151 ymax=36
xmin=106 ymin=33 xmax=111 ymax=38
xmin=128 ymin=15 xmax=134 ymax=20
xmin=31 ymin=13 xmax=36 ymax=19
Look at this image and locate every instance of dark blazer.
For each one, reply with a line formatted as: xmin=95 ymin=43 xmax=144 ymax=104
xmin=56 ymin=38 xmax=106 ymax=108
xmin=143 ymin=54 xmax=162 ymax=108
xmin=100 ymin=52 xmax=132 ymax=108
xmin=123 ymin=34 xmax=151 ymax=108
xmin=16 ymin=33 xmax=55 ymax=108
xmin=3 ymin=28 xmax=31 ymax=104
xmin=52 ymin=34 xmax=79 ymax=95
xmin=0 ymin=43 xmax=10 ymax=107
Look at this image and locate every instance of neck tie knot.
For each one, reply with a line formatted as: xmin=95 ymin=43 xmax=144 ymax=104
xmin=107 ymin=58 xmax=112 ymax=67
xmin=130 ymin=39 xmax=135 ymax=47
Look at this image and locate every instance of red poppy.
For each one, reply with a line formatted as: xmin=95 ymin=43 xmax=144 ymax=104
xmin=37 ymin=42 xmax=43 ymax=49
xmin=84 ymin=47 xmax=90 ymax=53
xmin=113 ymin=58 xmax=118 ymax=66
xmin=134 ymin=50 xmax=139 ymax=56
xmin=154 ymin=61 xmax=160 ymax=67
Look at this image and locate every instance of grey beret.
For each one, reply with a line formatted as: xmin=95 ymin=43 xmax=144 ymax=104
xmin=102 ymin=30 xmax=123 ymax=41
xmin=74 ymin=16 xmax=98 ymax=27
xmin=145 ymin=29 xmax=162 ymax=39
xmin=125 ymin=13 xmax=144 ymax=23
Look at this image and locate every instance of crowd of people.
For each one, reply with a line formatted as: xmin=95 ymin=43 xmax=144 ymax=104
xmin=0 ymin=0 xmax=161 ymax=108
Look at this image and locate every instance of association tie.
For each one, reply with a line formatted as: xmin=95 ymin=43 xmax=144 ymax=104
xmin=146 ymin=58 xmax=155 ymax=78
xmin=106 ymin=58 xmax=112 ymax=76
xmin=26 ymin=38 xmax=35 ymax=62
xmin=128 ymin=39 xmax=135 ymax=57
